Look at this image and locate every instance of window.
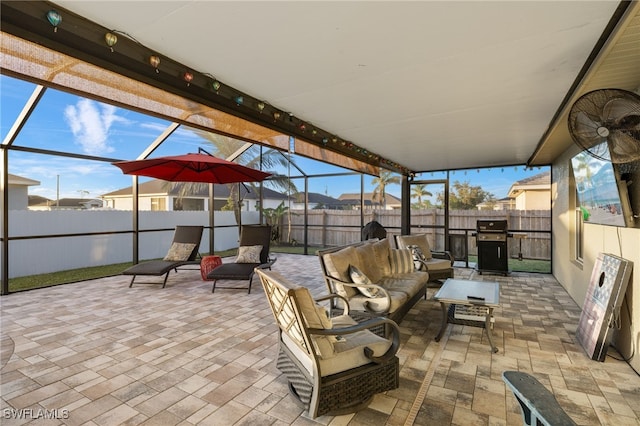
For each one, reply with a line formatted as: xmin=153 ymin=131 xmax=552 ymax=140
xmin=151 ymin=197 xmax=166 ymax=211
xmin=575 ymin=207 xmax=584 ymax=262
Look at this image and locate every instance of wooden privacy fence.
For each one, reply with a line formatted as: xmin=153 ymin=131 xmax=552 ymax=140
xmin=283 ymin=209 xmax=551 ymax=260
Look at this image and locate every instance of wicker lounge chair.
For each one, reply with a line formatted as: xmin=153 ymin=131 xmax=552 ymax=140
xmin=123 ymin=225 xmax=203 ymax=288
xmin=256 ymin=268 xmax=400 ymax=418
xmin=207 ymin=224 xmax=275 ymax=294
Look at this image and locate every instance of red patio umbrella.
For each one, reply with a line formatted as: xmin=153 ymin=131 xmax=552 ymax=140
xmin=112 ymin=152 xmax=271 ymax=183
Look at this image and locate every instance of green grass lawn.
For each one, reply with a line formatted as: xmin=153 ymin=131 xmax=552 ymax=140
xmin=8 ymin=247 xmax=549 ymax=293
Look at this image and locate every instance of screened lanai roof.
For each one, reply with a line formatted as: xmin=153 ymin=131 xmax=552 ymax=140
xmin=3 ymin=1 xmax=640 ymax=177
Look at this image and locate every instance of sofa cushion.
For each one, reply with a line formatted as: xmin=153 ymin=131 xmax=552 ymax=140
xmin=349 ymin=265 xmax=381 ymax=298
xmin=371 ymin=238 xmax=392 ymax=277
xmin=379 ymin=273 xmax=428 ymax=298
xmin=322 ymin=246 xmax=358 ymax=283
xmin=354 ymin=243 xmax=382 ymax=283
xmin=389 ymin=248 xmax=413 ymax=274
xmin=346 ymin=291 xmax=408 ymax=314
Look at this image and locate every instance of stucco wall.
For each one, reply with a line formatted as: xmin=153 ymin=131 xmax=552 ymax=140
xmin=552 ymin=146 xmax=639 ymax=372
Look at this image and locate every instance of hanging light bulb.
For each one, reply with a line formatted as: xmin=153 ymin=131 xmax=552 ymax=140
xmin=273 ymin=111 xmax=281 ymax=121
xmin=104 ymin=32 xmax=117 ymax=52
xmin=149 ymin=55 xmax=160 ymax=73
xmin=183 ymin=71 xmax=193 ymax=86
xmin=46 ymin=10 xmax=62 ymax=32
xmin=257 ymin=102 xmax=265 ymax=112
xmin=210 ymin=80 xmax=221 ymax=92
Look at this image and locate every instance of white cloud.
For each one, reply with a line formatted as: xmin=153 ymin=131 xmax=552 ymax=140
xmin=64 ymin=99 xmax=121 ymax=155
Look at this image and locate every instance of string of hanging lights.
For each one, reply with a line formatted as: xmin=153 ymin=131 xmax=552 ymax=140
xmin=38 ymin=6 xmax=413 ymax=176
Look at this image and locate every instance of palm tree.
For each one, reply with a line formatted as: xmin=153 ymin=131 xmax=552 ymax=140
xmin=411 ymin=184 xmax=432 ymax=209
xmin=169 ymin=131 xmax=297 ymax=227
xmin=371 ymin=170 xmax=401 ymax=209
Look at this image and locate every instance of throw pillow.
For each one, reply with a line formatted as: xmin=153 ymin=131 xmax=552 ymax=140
xmin=164 ymin=242 xmax=197 ymax=261
xmin=236 ymin=245 xmax=262 ymax=263
xmin=389 ymin=248 xmax=413 ymax=274
xmin=349 ymin=264 xmax=380 ymax=298
xmin=407 ymin=244 xmax=427 ymax=271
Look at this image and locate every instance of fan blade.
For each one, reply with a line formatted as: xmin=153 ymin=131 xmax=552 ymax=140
xmin=572 ymin=111 xmax=605 ymax=148
xmin=608 ymin=131 xmax=640 ymax=163
xmin=602 ymin=97 xmax=640 ymax=123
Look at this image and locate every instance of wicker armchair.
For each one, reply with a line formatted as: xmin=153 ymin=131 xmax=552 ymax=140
xmin=256 ymin=269 xmax=400 ymax=418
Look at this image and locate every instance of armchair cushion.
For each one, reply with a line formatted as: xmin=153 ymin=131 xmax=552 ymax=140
xmin=322 ymin=246 xmax=359 ymax=298
xmin=293 ymin=286 xmax=336 ymax=359
xmin=396 ymin=234 xmax=432 ymax=259
xmin=236 ymin=245 xmax=263 ymax=263
xmin=163 ymin=242 xmax=197 ymax=261
xmin=284 ymin=314 xmax=393 ymax=377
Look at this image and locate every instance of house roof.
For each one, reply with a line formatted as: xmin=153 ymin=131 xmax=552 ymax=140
xmin=339 ymin=192 xmax=401 ymax=205
xmin=102 ymin=180 xmax=287 ymax=200
xmin=508 ymin=171 xmax=551 ymax=197
xmin=8 ymin=173 xmax=40 ymax=186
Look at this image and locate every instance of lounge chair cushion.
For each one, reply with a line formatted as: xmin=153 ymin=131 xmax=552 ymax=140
xmin=207 ymin=262 xmax=258 ymax=280
xmin=124 ymin=260 xmax=186 ymax=276
xmin=236 ymin=245 xmax=263 ymax=263
xmin=163 ymin=242 xmax=197 ymax=261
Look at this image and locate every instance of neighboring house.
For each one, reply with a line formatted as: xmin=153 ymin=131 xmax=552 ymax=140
xmin=477 ymin=197 xmax=515 ymax=211
xmin=101 ymin=179 xmax=287 ymax=211
xmin=507 ymin=171 xmax=551 ymax=210
xmin=29 ymin=197 xmax=104 ymax=210
xmin=338 ymin=192 xmax=402 ymax=210
xmin=7 ymin=173 xmax=40 ymax=210
xmin=290 ymin=192 xmax=344 ymax=210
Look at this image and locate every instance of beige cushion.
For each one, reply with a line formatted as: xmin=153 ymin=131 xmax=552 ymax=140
xmin=396 ymin=234 xmax=432 ymax=259
xmin=322 ymin=246 xmax=358 ymax=283
xmin=346 ymin=290 xmax=408 ymax=313
xmin=354 ymin=243 xmax=382 ymax=283
xmin=389 ymin=248 xmax=413 ymax=274
xmin=236 ymin=245 xmax=263 ymax=263
xmin=370 ymin=239 xmax=392 ymax=276
xmin=163 ymin=242 xmax=196 ymax=261
xmin=379 ymin=273 xmax=428 ymax=298
xmin=422 ymin=258 xmax=452 ymax=271
xmin=283 ymin=315 xmax=392 ymax=377
xmin=293 ymin=286 xmax=335 ymax=359
xmin=349 ymin=265 xmax=381 ymax=298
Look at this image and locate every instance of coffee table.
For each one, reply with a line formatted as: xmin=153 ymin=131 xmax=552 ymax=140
xmin=433 ymin=278 xmax=500 ymax=353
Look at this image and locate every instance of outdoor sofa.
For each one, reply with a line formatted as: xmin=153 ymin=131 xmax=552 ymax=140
xmin=317 ymin=238 xmax=429 ymax=326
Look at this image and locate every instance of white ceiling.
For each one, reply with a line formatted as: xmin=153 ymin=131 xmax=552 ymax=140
xmin=53 ymin=1 xmax=624 ymax=173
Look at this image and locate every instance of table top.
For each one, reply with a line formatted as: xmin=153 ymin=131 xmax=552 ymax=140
xmin=434 ymin=278 xmax=500 ymax=307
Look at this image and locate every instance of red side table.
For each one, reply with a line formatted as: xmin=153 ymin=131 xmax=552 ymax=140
xmin=200 ymin=255 xmax=222 ymax=281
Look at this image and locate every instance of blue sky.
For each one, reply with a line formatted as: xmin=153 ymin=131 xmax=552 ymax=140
xmin=1 ymin=75 xmax=547 ymax=202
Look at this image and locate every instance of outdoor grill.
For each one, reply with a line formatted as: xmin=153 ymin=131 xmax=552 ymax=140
xmin=475 ymin=220 xmax=510 ymax=275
